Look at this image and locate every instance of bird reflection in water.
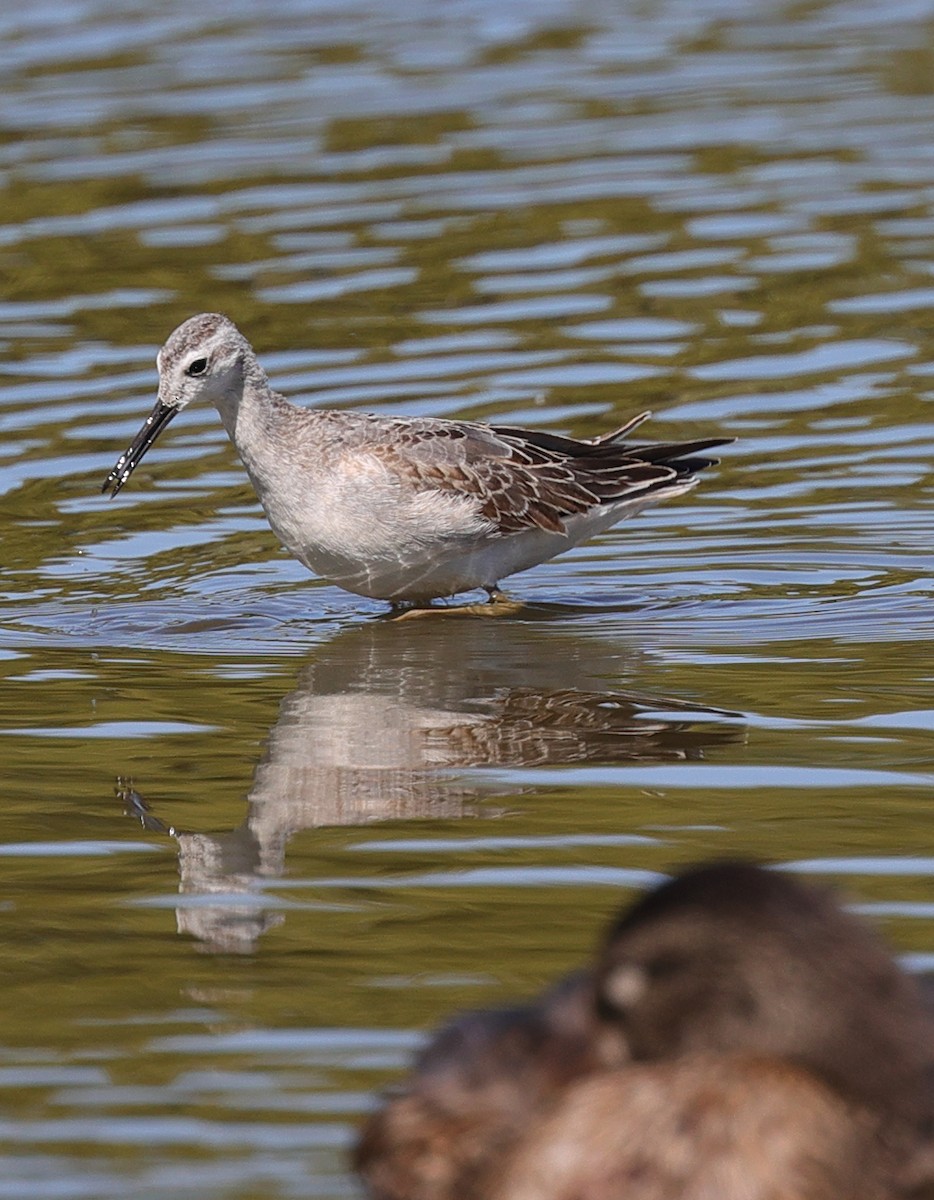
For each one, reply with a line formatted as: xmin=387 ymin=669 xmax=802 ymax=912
xmin=119 ymin=620 xmax=742 ymax=954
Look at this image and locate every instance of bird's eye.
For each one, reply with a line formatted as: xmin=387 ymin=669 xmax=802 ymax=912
xmin=645 ymin=953 xmax=686 ymax=983
xmin=186 ymin=357 xmax=208 ymax=377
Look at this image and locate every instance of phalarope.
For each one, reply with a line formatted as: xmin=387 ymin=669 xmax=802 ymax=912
xmin=103 ymin=313 xmax=730 ymax=609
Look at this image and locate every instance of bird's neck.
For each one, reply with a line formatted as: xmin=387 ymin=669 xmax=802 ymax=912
xmin=213 ymin=357 xmax=274 ymax=442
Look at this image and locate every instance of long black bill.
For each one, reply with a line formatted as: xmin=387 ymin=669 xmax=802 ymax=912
xmin=101 ymin=398 xmax=179 ymax=497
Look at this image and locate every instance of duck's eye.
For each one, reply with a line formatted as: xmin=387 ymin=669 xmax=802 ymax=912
xmin=645 ymin=953 xmax=687 ymax=983
xmin=186 ymin=357 xmax=208 ymax=377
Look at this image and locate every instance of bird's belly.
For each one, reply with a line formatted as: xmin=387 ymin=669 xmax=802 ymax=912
xmin=297 ymin=525 xmax=589 ymax=602
xmin=294 ymin=532 xmax=508 ymax=602
xmin=248 ymin=454 xmax=657 ymax=603
xmin=255 ymin=468 xmax=498 ymax=601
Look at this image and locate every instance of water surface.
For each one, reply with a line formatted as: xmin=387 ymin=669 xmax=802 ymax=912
xmin=2 ymin=1 xmax=934 ymax=1196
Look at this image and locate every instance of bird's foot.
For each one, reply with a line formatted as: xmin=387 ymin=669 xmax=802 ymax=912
xmin=384 ymin=588 xmax=524 ymax=620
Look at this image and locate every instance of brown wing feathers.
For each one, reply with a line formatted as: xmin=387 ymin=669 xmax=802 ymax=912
xmin=482 ymin=425 xmax=730 ymax=535
xmin=373 ymin=414 xmax=731 ymax=538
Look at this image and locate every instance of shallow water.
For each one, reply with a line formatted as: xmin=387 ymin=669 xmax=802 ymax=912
xmin=2 ymin=0 xmax=934 ymax=1195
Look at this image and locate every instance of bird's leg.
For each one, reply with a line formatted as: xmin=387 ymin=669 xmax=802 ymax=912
xmin=384 ymin=587 xmax=521 ymax=620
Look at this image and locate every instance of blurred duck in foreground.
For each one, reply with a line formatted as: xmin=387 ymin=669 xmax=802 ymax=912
xmin=354 ymin=861 xmax=934 ymax=1200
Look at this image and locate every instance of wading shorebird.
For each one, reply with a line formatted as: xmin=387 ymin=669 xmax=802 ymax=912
xmin=103 ymin=313 xmax=731 ymax=612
